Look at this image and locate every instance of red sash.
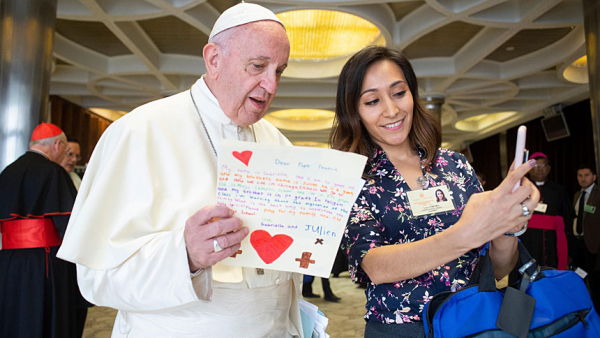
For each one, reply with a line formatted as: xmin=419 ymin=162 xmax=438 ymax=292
xmin=1 ymin=218 xmax=62 ymax=249
xmin=528 ymin=214 xmax=567 ymax=270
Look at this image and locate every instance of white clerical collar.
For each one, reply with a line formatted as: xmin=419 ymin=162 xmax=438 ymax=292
xmin=188 ymin=76 xmax=256 ymax=157
xmin=191 ymin=76 xmax=237 ymax=126
xmin=535 ymin=181 xmax=545 ymax=186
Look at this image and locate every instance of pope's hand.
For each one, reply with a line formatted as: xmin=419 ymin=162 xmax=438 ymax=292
xmin=184 ymin=205 xmax=249 ymax=272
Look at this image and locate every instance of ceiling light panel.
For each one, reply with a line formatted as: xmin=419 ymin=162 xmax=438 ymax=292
xmin=292 ymin=141 xmax=330 ymax=148
xmin=277 ymin=9 xmax=382 ymax=60
xmin=455 ymin=112 xmax=517 ymax=132
xmin=572 ymin=55 xmax=587 ymax=68
xmin=563 ymin=55 xmax=588 ymax=84
xmin=264 ymin=109 xmax=335 ymax=131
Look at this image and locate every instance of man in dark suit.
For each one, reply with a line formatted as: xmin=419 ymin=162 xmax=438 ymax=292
xmin=573 ymin=164 xmax=600 ymax=309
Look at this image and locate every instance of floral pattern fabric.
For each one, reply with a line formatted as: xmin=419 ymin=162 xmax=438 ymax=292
xmin=343 ymin=148 xmax=483 ymax=324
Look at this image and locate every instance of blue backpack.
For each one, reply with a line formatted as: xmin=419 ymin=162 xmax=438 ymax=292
xmin=424 ymin=242 xmax=600 ymax=337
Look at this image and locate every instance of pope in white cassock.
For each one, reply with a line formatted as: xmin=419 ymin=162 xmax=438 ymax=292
xmin=57 ymin=3 xmax=304 ymax=337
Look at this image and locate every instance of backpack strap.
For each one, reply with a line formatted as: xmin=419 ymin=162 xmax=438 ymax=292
xmin=495 ymin=242 xmax=541 ymax=338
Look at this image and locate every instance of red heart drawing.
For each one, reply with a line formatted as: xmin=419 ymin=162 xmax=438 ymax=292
xmin=250 ymin=230 xmax=293 ymax=264
xmin=232 ymin=150 xmax=252 ymax=166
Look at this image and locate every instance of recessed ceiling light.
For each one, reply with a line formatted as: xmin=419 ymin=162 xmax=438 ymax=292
xmin=563 ymin=55 xmax=588 ymax=84
xmin=455 ymin=112 xmax=517 ymax=132
xmin=292 ymin=141 xmax=330 ymax=148
xmin=505 ymin=46 xmax=515 ymax=52
xmin=277 ymin=9 xmax=382 ymax=61
xmin=264 ymin=109 xmax=335 ymax=131
xmin=572 ymin=55 xmax=587 ymax=68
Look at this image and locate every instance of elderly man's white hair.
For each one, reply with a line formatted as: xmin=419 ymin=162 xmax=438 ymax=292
xmin=29 ymin=133 xmax=66 ymax=147
xmin=208 ymin=2 xmax=285 ymax=42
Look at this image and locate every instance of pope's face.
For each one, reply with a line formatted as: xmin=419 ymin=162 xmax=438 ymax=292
xmin=216 ymin=21 xmax=290 ymax=127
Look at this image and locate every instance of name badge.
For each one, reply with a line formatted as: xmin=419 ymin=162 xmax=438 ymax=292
xmin=584 ymin=204 xmax=596 ymax=214
xmin=535 ymin=203 xmax=548 ymax=213
xmin=406 ymin=185 xmax=455 ymax=218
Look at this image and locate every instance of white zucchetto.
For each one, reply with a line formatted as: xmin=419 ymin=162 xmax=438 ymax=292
xmin=208 ymin=2 xmax=285 ymax=42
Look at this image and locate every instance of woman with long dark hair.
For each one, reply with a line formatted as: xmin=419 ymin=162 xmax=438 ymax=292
xmin=330 ymin=46 xmax=539 ymax=337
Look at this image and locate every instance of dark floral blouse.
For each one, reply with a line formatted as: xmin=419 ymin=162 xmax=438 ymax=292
xmin=343 ymin=148 xmax=483 ymax=324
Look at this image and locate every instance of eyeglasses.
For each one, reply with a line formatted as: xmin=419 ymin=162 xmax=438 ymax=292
xmin=533 ymin=164 xmax=548 ymax=168
xmin=66 ymin=151 xmax=82 ymax=161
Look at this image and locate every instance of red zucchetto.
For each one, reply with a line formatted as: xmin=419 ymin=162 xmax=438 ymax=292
xmin=31 ymin=122 xmax=63 ymax=141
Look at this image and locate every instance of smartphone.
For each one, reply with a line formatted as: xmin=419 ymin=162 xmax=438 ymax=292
xmin=512 ymin=125 xmax=527 ymax=192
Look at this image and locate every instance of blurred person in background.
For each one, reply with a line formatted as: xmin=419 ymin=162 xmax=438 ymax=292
xmin=520 ymin=152 xmax=574 ymax=268
xmin=61 ymin=135 xmax=82 ymax=190
xmin=573 ymin=164 xmax=600 ymax=309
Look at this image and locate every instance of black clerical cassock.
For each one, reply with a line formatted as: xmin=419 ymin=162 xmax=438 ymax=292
xmin=0 ymin=151 xmax=83 ymax=338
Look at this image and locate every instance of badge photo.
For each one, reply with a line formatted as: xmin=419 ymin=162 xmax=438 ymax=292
xmin=406 ymin=185 xmax=456 ymax=218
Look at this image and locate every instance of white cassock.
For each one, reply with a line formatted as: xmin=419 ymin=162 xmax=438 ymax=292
xmin=57 ymin=77 xmax=303 ymax=338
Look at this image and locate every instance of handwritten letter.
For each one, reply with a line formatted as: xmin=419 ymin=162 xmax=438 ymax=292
xmin=217 ymin=140 xmax=366 ymax=277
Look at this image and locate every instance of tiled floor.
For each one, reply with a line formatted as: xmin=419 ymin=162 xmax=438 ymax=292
xmin=82 ymin=272 xmax=367 ymax=338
